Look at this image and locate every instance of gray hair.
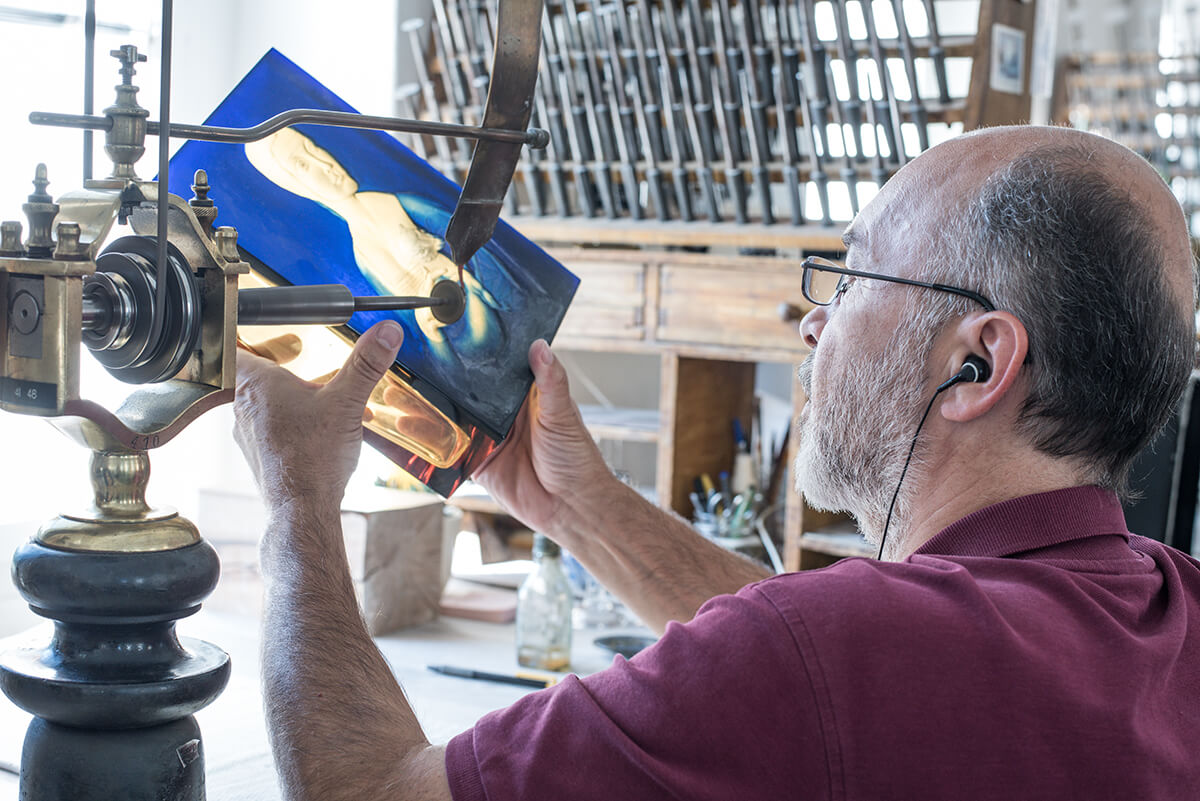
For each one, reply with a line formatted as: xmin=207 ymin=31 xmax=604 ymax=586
xmin=917 ymin=143 xmax=1196 ymax=497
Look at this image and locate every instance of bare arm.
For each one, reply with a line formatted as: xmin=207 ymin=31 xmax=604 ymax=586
xmin=234 ymin=323 xmax=452 ymax=801
xmin=474 ymin=341 xmax=771 ymax=633
xmin=550 ymin=479 xmax=773 ymax=633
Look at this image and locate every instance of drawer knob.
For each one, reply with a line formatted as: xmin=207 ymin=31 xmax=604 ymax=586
xmin=779 ymin=302 xmax=805 ymax=323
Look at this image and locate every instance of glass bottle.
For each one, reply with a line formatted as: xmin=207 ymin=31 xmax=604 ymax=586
xmin=516 ymin=534 xmax=573 ymax=670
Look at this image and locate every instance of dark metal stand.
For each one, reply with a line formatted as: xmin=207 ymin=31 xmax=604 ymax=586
xmin=0 ymin=450 xmax=229 ymax=801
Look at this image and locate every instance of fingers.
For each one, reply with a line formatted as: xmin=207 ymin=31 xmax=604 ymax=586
xmin=238 ymin=333 xmax=304 ymax=365
xmin=471 ymin=392 xmax=531 ymax=478
xmin=530 ymin=338 xmax=555 ymax=379
xmin=326 ymin=321 xmax=404 ymax=410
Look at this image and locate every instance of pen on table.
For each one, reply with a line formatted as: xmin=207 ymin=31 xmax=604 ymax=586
xmin=427 ymin=664 xmax=558 ymax=689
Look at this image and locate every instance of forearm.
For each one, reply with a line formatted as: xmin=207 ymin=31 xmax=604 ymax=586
xmin=260 ymin=502 xmax=446 ymax=801
xmin=548 ymin=477 xmax=772 ymax=633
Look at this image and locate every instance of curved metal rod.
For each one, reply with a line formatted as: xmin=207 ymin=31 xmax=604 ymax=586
xmin=28 ymin=109 xmax=549 ymax=148
xmin=443 ymin=0 xmax=546 ymax=269
xmin=34 ymin=0 xmax=547 ymax=281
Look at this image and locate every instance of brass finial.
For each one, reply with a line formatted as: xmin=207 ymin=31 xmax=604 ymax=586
xmin=22 ymin=164 xmax=59 ymax=257
xmin=189 ymin=169 xmax=219 ymax=232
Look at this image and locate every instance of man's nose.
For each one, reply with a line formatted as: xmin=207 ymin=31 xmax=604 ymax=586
xmin=799 ymin=304 xmax=828 ymax=349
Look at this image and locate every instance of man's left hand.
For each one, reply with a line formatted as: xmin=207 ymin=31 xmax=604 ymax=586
xmin=233 ymin=321 xmax=404 ymax=513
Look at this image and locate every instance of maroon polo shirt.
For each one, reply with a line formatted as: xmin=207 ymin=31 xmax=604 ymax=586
xmin=446 ymin=486 xmax=1200 ymax=799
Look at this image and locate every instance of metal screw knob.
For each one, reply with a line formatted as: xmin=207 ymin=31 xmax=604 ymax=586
xmin=215 ymin=226 xmax=241 ymax=262
xmin=104 ymin=44 xmax=150 ymax=180
xmin=189 ymin=170 xmax=219 ymax=232
xmin=110 ymin=45 xmax=147 ymax=85
xmin=190 ymin=169 xmax=212 ymax=203
xmin=0 ymin=221 xmax=24 ymax=256
xmin=526 ymin=127 xmax=550 ymax=149
xmin=54 ymin=222 xmax=85 ymax=260
xmin=27 ymin=163 xmax=52 ymax=204
xmin=10 ymin=291 xmax=41 ymax=336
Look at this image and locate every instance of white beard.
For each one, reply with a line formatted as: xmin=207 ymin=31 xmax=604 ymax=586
xmin=793 ymin=330 xmax=933 ymax=548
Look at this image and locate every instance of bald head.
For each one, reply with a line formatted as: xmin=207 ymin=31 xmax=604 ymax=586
xmin=857 ymin=126 xmax=1193 ymax=295
xmin=854 ymin=125 xmax=1197 ymax=496
xmin=953 ymin=126 xmax=1194 ymax=304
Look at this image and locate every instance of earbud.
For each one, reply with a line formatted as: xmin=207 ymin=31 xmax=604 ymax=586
xmin=937 ymin=355 xmax=991 ymax=392
xmin=958 ymin=354 xmax=991 ymax=384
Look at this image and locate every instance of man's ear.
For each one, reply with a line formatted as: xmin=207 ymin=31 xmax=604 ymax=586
xmin=940 ymin=311 xmax=1028 ymax=423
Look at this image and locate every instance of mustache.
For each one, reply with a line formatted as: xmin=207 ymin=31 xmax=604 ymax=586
xmin=796 ymin=354 xmax=814 ymax=398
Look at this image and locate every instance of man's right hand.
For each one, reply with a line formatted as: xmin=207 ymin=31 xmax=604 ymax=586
xmin=473 ymin=339 xmax=613 ymax=536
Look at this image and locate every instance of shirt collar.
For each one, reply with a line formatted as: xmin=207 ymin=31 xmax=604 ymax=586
xmin=913 ymin=485 xmax=1130 ymax=559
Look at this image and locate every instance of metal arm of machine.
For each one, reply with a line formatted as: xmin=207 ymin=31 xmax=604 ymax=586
xmin=30 ymin=0 xmax=546 ymax=299
xmin=29 ymin=108 xmax=550 ymax=149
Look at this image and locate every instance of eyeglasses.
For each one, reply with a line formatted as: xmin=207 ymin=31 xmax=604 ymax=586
xmin=801 ymin=256 xmax=997 ymax=312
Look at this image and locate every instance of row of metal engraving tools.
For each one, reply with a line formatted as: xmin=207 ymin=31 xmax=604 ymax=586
xmin=396 ymin=0 xmax=961 ymax=226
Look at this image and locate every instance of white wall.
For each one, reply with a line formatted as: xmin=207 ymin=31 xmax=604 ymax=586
xmin=172 ymin=0 xmax=407 ymax=125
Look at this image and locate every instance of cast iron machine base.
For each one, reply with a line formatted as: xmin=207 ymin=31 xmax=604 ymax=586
xmin=0 ymin=449 xmax=230 ymax=801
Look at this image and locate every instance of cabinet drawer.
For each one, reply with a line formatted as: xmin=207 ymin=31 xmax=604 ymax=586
xmin=657 ymin=264 xmax=811 ymax=353
xmin=559 ymin=260 xmax=646 ymax=341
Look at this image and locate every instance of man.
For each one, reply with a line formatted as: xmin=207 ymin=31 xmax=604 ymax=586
xmin=233 ymin=125 xmax=1200 ymax=800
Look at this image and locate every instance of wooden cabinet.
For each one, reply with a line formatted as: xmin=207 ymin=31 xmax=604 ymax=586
xmin=548 ymin=245 xmax=848 ymax=571
xmin=558 ymin=259 xmax=647 ymax=342
xmin=657 ymin=262 xmax=814 ymax=353
xmin=553 ymin=247 xmax=829 ymax=361
xmin=656 ymin=355 xmax=757 ymax=521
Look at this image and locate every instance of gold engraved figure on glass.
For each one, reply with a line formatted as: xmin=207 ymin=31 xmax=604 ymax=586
xmin=516 ymin=534 xmax=573 ymax=671
xmin=243 ymin=127 xmax=502 ymax=353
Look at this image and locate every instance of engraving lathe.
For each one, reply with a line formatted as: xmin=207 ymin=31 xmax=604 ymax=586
xmin=0 ymin=1 xmax=544 ymax=798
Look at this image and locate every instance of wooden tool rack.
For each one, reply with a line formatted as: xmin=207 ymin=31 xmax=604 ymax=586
xmin=410 ymin=0 xmax=1039 ymax=570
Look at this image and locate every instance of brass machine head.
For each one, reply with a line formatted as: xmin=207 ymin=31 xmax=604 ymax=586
xmin=4 ymin=1 xmax=545 ymax=447
xmin=0 ymin=45 xmax=252 ymax=451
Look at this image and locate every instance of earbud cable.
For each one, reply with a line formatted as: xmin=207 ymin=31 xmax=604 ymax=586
xmin=876 ymin=372 xmax=967 ymax=560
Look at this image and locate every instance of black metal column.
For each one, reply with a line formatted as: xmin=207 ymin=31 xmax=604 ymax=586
xmin=0 ymin=450 xmax=230 ymax=801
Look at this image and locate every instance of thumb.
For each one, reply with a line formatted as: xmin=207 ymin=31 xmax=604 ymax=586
xmin=528 ymin=340 xmax=580 ymax=428
xmin=327 ymin=321 xmax=404 ymax=410
xmin=235 ymin=346 xmax=277 ymax=391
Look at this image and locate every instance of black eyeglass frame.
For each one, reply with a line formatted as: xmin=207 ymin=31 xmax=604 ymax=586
xmin=801 ymin=256 xmax=997 ymax=312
